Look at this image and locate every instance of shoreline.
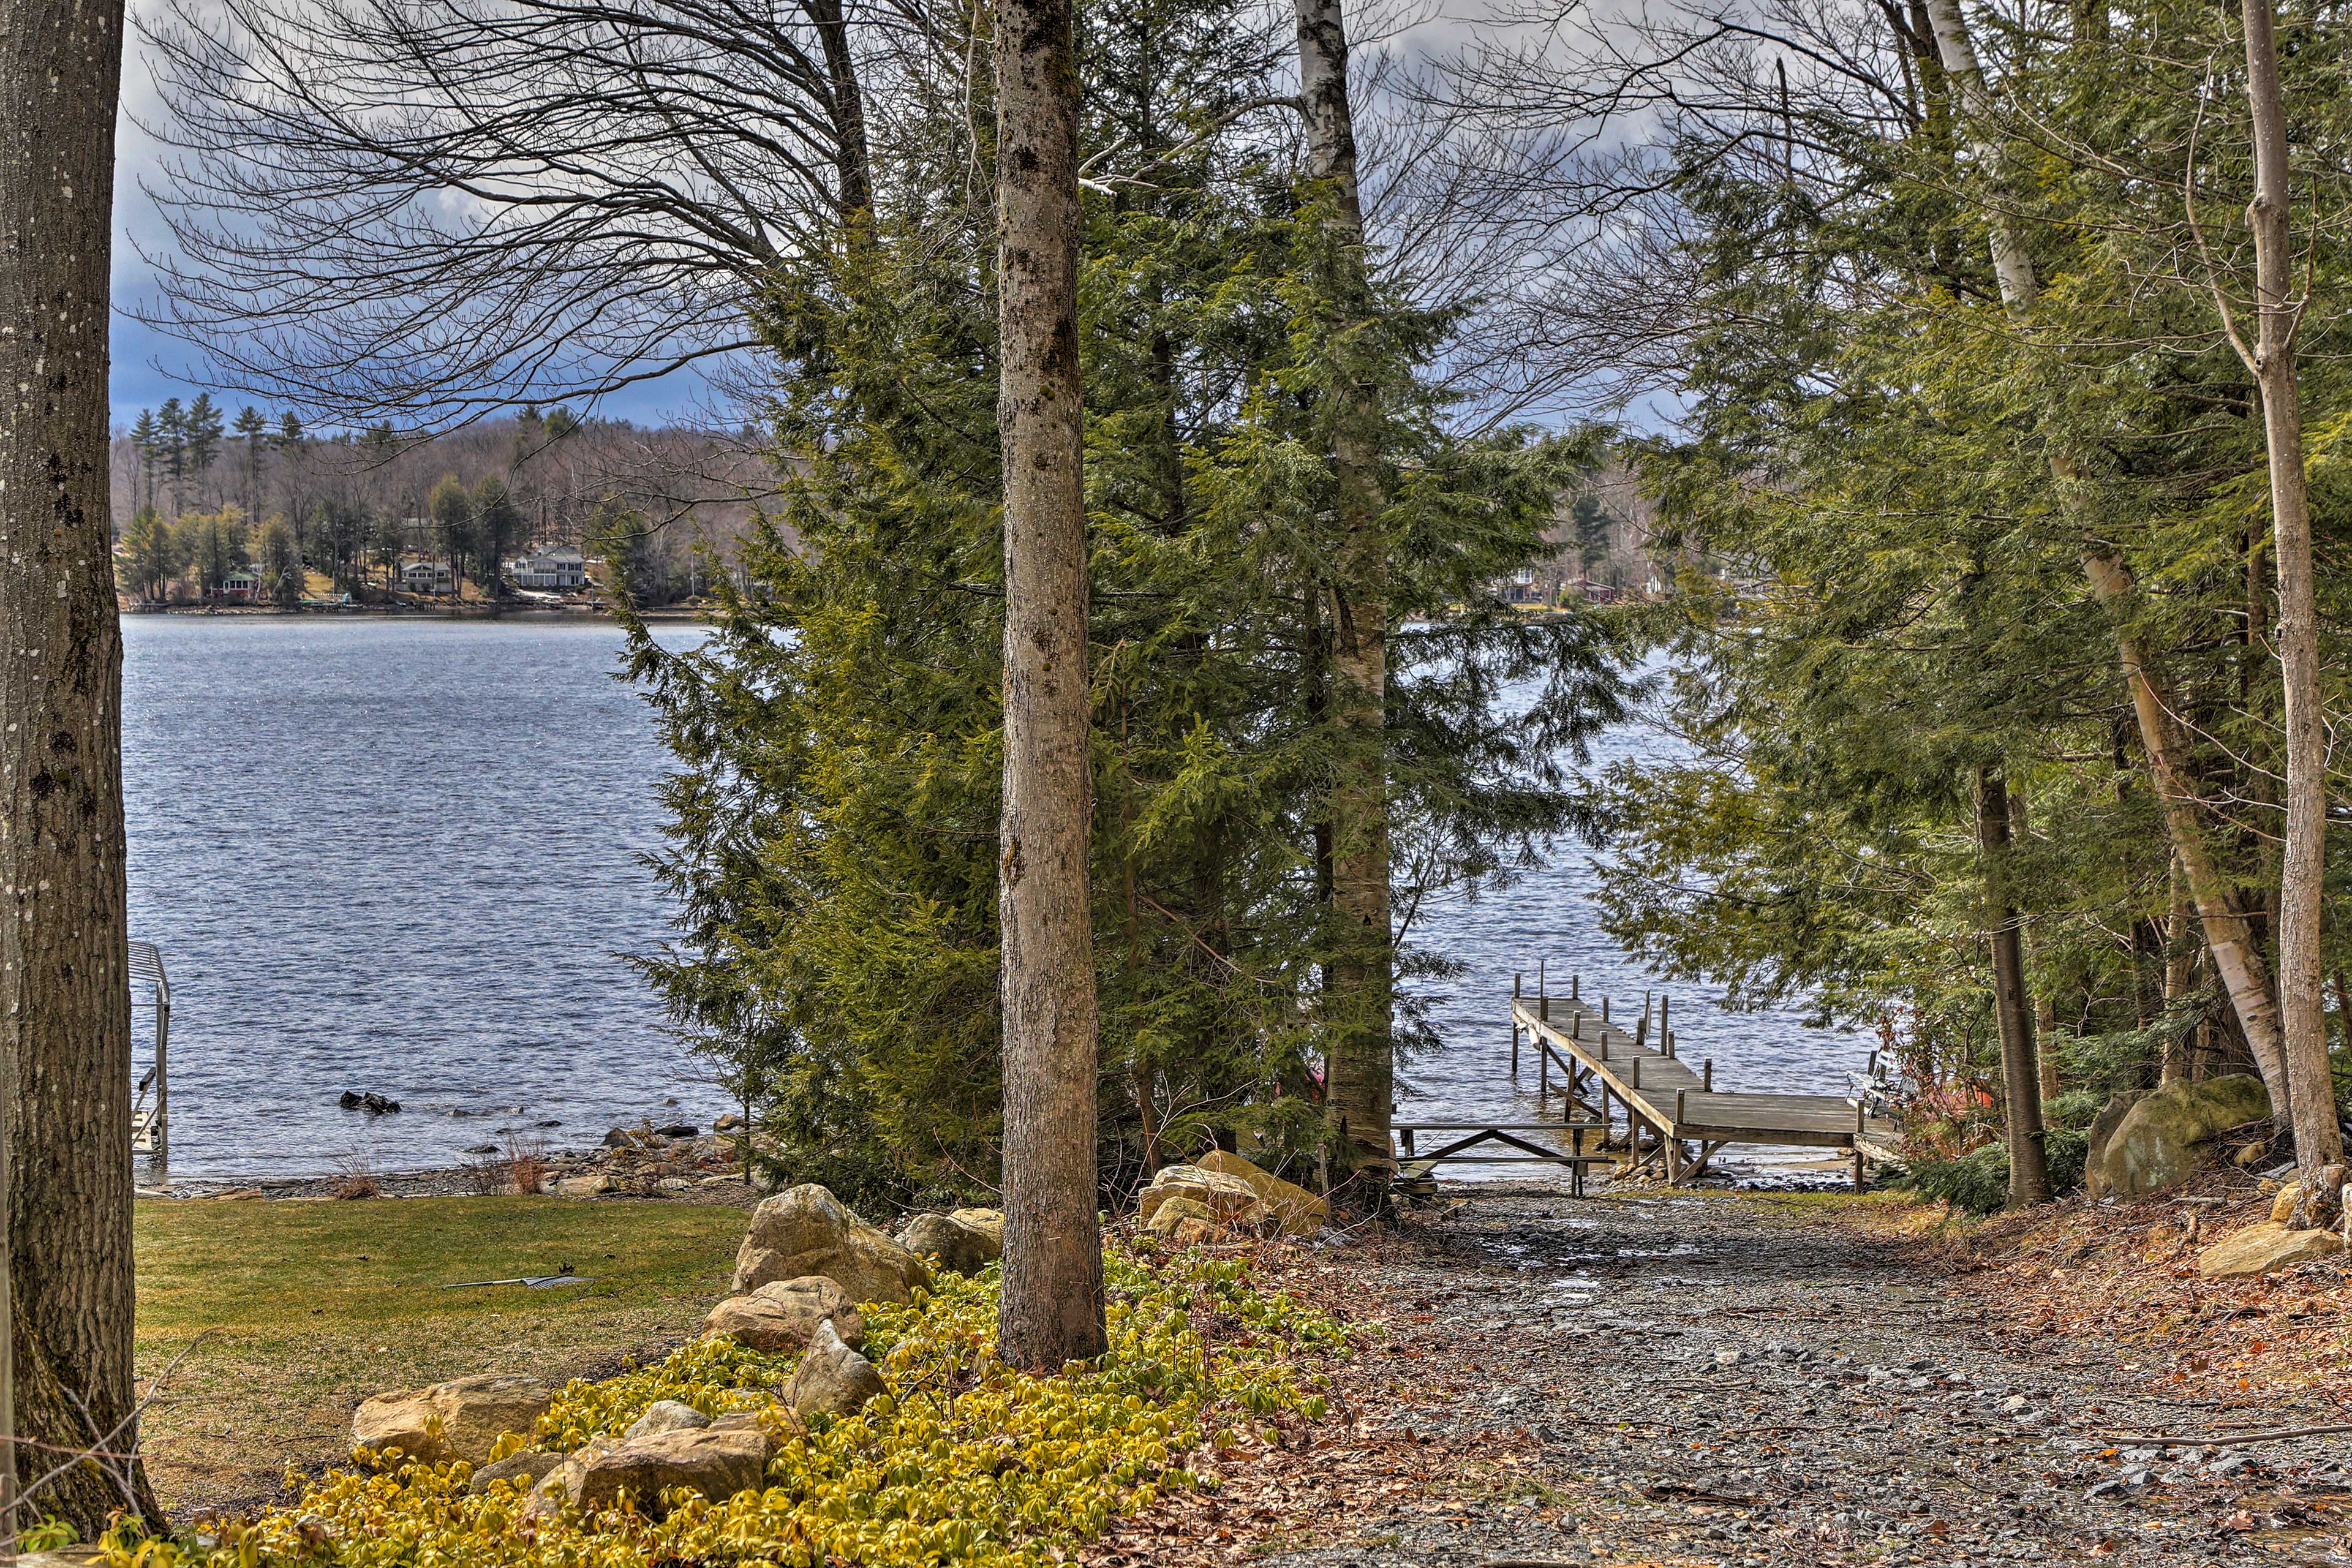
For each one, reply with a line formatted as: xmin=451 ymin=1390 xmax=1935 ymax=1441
xmin=121 ymin=603 xmax=709 ymax=622
xmin=146 ymin=1126 xmax=763 ymax=1204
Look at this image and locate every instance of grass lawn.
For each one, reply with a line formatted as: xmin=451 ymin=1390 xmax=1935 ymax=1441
xmin=134 ymin=1197 xmax=750 ymax=1517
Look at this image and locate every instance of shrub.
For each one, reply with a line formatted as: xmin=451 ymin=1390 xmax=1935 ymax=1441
xmin=1898 ymin=1126 xmax=2090 ymax=1213
xmin=99 ymin=1244 xmax=1349 ymax=1568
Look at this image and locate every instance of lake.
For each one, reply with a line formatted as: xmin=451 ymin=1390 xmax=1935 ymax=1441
xmin=123 ymin=616 xmax=1860 ymax=1181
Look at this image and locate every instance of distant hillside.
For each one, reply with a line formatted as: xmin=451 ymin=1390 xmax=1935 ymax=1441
xmin=109 ymin=403 xmax=782 ymax=605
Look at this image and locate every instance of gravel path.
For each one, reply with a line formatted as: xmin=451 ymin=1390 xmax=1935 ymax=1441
xmin=1253 ymin=1186 xmax=2352 ymax=1568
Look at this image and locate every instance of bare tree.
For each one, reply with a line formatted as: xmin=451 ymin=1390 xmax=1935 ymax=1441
xmin=0 ymin=0 xmax=164 ymax=1532
xmin=2223 ymin=0 xmax=2341 ymax=1173
xmin=1974 ymin=768 xmax=2049 ymax=1207
xmin=993 ymin=0 xmax=1105 ymax=1371
xmin=132 ymin=0 xmax=936 ymax=432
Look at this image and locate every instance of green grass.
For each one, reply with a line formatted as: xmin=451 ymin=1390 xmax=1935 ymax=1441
xmin=134 ymin=1197 xmax=748 ymax=1517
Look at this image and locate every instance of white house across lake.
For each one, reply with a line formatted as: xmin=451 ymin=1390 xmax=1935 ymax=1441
xmin=508 ymin=546 xmax=588 ymax=591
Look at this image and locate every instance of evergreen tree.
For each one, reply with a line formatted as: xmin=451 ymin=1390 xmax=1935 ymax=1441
xmin=183 ymin=391 xmax=225 ymax=478
xmin=428 ymin=472 xmax=473 ymax=595
xmin=120 ymin=505 xmax=175 ymax=600
xmin=472 ymin=474 xmax=526 ymax=595
xmin=233 ymin=404 xmax=268 ymax=516
xmin=618 ymin=0 xmax=1629 ymax=1211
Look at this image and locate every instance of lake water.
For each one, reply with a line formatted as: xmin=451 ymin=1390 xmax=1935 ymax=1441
xmin=123 ymin=617 xmax=1861 ymax=1182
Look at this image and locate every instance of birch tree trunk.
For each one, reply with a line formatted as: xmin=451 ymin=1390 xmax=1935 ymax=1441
xmin=1922 ymin=0 xmax=2291 ymax=1117
xmin=0 ymin=0 xmax=163 ymax=1527
xmin=1294 ymin=0 xmax=1395 ymax=1193
xmin=1975 ymin=768 xmax=2050 ymax=1206
xmin=2233 ymin=0 xmax=2340 ymax=1172
xmin=993 ymin=0 xmax=1106 ymax=1372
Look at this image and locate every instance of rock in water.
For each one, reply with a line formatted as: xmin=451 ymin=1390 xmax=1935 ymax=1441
xmin=896 ymin=1212 xmax=1000 ymax=1275
xmin=785 ymin=1320 xmax=888 ymax=1419
xmin=624 ymin=1400 xmax=713 ymax=1439
xmin=654 ymin=1122 xmax=698 ymax=1139
xmin=2197 ymin=1221 xmax=2343 ymax=1279
xmin=731 ymin=1183 xmax=932 ymax=1303
xmin=352 ymin=1373 xmax=555 ymax=1465
xmin=467 ymin=1449 xmax=565 ymax=1496
xmin=2084 ymin=1076 xmax=2270 ymax=1199
xmin=1193 ymin=1149 xmax=1330 ymax=1236
xmin=703 ymin=1275 xmax=866 ymax=1353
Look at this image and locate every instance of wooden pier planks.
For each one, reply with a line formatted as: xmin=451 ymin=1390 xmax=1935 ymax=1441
xmin=1510 ymin=996 xmax=1896 ymax=1186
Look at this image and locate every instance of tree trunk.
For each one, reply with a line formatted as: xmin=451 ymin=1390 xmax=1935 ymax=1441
xmin=993 ymin=0 xmax=1106 ymax=1373
xmin=806 ymin=0 xmax=873 ymax=226
xmin=1921 ymin=0 xmax=2293 ymax=1117
xmin=1294 ymin=0 xmax=1394 ymax=1195
xmin=2233 ymin=0 xmax=2340 ymax=1172
xmin=1975 ymin=768 xmax=2050 ymax=1207
xmin=0 ymin=0 xmax=162 ymax=1528
xmin=2162 ymin=856 xmax=2195 ymax=1086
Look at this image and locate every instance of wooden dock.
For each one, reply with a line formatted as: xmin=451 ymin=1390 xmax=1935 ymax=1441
xmin=1510 ymin=977 xmax=1895 ymax=1189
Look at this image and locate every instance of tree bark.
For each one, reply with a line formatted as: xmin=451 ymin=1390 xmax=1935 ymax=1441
xmin=0 ymin=0 xmax=163 ymax=1528
xmin=993 ymin=0 xmax=1106 ymax=1373
xmin=1921 ymin=0 xmax=2292 ymax=1116
xmin=2233 ymin=0 xmax=2340 ymax=1171
xmin=1293 ymin=0 xmax=1395 ymax=1194
xmin=805 ymin=0 xmax=873 ymax=226
xmin=1975 ymin=768 xmax=2050 ymax=1207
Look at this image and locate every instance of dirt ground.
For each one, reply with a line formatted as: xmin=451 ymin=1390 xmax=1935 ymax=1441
xmin=1093 ymin=1184 xmax=2352 ymax=1568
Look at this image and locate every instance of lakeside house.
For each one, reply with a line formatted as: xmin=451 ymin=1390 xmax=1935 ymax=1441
xmin=402 ymin=560 xmax=456 ymax=595
xmin=217 ymin=569 xmax=263 ymax=602
xmin=507 ymin=545 xmax=587 ymax=591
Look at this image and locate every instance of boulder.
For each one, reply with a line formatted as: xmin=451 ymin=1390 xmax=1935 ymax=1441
xmin=1136 ymin=1166 xmax=1265 ymax=1227
xmin=785 ymin=1320 xmax=887 ymax=1419
xmin=352 ymin=1373 xmax=555 ymax=1465
xmin=2084 ymin=1089 xmax=2150 ymax=1175
xmin=1144 ymin=1196 xmax=1215 ymax=1236
xmin=1194 ymin=1150 xmax=1329 ymax=1237
xmin=1170 ymin=1216 xmax=1219 ymax=1246
xmin=533 ymin=1427 xmax=774 ymax=1519
xmin=715 ymin=1112 xmax=747 ymax=1133
xmin=557 ymin=1172 xmax=616 ymax=1199
xmin=702 ymin=1275 xmax=865 ymax=1353
xmin=2272 ymin=1182 xmax=2305 ymax=1225
xmin=2197 ymin=1221 xmax=2343 ymax=1280
xmin=467 ymin=1449 xmax=565 ymax=1496
xmin=948 ymin=1207 xmax=1005 ymax=1245
xmin=897 ymin=1213 xmax=999 ymax=1275
xmin=731 ymin=1184 xmax=932 ymax=1303
xmin=624 ymin=1400 xmax=712 ymax=1439
xmin=2084 ymin=1076 xmax=2271 ymax=1199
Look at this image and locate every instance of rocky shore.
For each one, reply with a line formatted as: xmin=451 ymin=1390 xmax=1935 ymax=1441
xmin=149 ymin=1121 xmax=767 ymax=1204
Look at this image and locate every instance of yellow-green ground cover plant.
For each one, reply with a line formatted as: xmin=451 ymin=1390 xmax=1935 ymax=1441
xmin=97 ymin=1242 xmax=1350 ymax=1568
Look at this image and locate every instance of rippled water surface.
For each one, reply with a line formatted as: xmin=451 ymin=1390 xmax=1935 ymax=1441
xmin=124 ymin=620 xmax=1863 ymax=1181
xmin=123 ymin=616 xmax=721 ymax=1178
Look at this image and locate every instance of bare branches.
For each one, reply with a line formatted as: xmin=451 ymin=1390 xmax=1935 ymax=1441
xmin=132 ymin=0 xmax=963 ymax=432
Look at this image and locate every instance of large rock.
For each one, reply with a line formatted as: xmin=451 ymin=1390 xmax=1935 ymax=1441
xmin=530 ymin=1426 xmax=774 ymax=1520
xmin=1194 ymin=1150 xmax=1329 ymax=1237
xmin=948 ymin=1207 xmax=1004 ymax=1245
xmin=897 ymin=1212 xmax=1000 ymax=1276
xmin=2084 ymin=1089 xmax=2150 ymax=1175
xmin=2085 ymin=1076 xmax=2271 ymax=1199
xmin=468 ymin=1449 xmax=565 ymax=1496
xmin=2197 ymin=1221 xmax=2343 ymax=1280
xmin=624 ymin=1400 xmax=712 ymax=1439
xmin=785 ymin=1320 xmax=888 ymax=1419
xmin=732 ymin=1184 xmax=932 ymax=1304
xmin=703 ymin=1275 xmax=866 ymax=1353
xmin=1144 ymin=1196 xmax=1215 ymax=1236
xmin=352 ymin=1373 xmax=555 ymax=1465
xmin=1136 ymin=1165 xmax=1266 ymax=1227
